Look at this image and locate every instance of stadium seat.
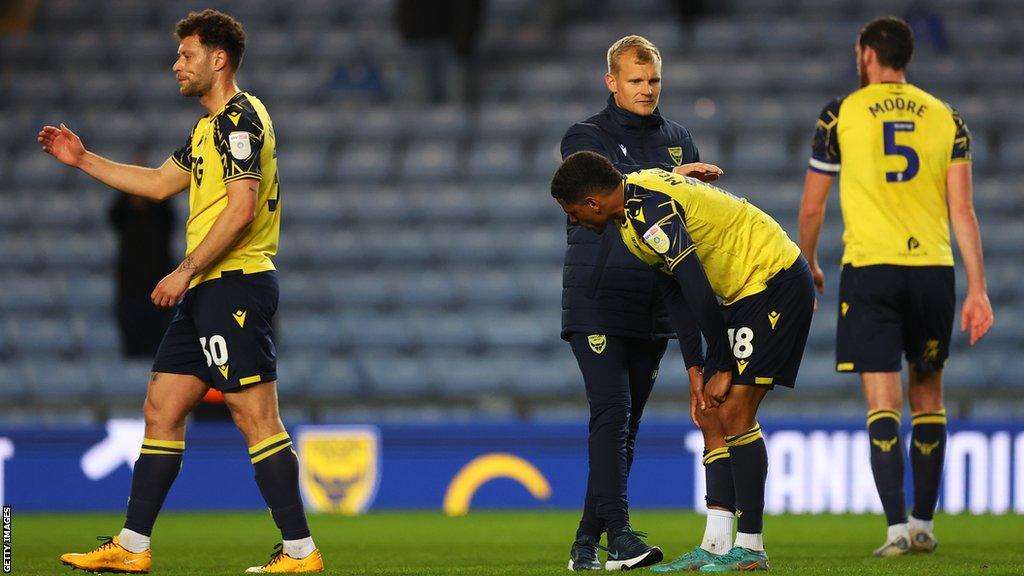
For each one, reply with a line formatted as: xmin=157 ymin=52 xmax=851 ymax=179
xmin=306 ymin=356 xmax=363 ymax=400
xmin=92 ymin=358 xmax=152 ymax=400
xmin=465 ymin=140 xmax=526 ymax=179
xmin=334 ymin=143 xmax=394 ymax=182
xmin=23 ymin=358 xmax=97 ymax=402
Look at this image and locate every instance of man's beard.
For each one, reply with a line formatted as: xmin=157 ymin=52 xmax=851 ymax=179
xmin=180 ymin=77 xmax=211 ymax=97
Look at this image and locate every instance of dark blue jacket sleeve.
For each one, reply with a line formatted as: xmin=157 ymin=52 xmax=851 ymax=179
xmin=655 ymin=274 xmax=705 ymax=368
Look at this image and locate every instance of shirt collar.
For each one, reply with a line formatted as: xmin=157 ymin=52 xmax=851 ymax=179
xmin=606 ymin=93 xmax=664 ymax=131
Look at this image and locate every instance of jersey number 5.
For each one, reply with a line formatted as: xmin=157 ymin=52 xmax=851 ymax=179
xmin=883 ymin=121 xmax=919 ymax=183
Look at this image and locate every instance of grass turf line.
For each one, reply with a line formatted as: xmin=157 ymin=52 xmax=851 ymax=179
xmin=11 ymin=510 xmax=1024 ymax=575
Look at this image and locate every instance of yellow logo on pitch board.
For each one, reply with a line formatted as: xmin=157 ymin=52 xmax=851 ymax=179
xmin=297 ymin=426 xmax=380 ymax=515
xmin=443 ymin=453 xmax=551 ymax=516
xmin=588 ymin=334 xmax=607 ymax=354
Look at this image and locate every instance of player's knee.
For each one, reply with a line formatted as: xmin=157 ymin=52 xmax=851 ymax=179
xmin=142 ymin=396 xmax=187 ymax=434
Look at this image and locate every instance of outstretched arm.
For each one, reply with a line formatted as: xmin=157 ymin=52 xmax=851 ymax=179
xmin=38 ymin=123 xmax=189 ymax=201
xmin=947 ymin=163 xmax=993 ymax=345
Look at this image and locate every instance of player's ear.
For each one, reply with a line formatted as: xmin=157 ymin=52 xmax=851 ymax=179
xmin=212 ymin=48 xmax=227 ymax=72
xmin=585 ymin=196 xmax=601 ymax=213
xmin=604 ymin=72 xmax=616 ymax=94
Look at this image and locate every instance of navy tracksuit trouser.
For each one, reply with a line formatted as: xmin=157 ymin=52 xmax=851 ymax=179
xmin=570 ymin=333 xmax=668 ymax=538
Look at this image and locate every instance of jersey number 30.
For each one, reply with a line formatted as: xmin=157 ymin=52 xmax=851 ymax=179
xmin=883 ymin=121 xmax=919 ymax=183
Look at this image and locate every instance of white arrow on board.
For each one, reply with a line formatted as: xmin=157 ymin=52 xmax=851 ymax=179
xmin=81 ymin=419 xmax=145 ymax=481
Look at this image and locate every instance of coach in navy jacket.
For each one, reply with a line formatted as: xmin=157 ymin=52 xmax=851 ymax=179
xmin=560 ymin=35 xmax=723 ymax=570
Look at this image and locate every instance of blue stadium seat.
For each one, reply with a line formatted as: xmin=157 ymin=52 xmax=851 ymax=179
xmin=306 ymin=356 xmax=362 ymax=400
xmin=465 ymin=140 xmax=526 ymax=179
xmin=731 ymin=133 xmax=793 ymax=175
xmin=479 ymin=312 xmax=559 ymax=350
xmin=11 ymin=151 xmax=69 ymax=186
xmin=399 ymin=140 xmax=461 ymax=181
xmin=24 ymin=358 xmax=96 ymax=401
xmin=277 ymin=313 xmax=345 ymax=353
xmin=277 ymin=145 xmax=328 ymax=183
xmin=528 ymin=138 xmax=562 ymax=180
xmin=430 ymin=352 xmax=507 ymax=395
xmin=361 ymin=352 xmax=434 ymax=396
xmin=92 ymin=358 xmax=152 ymax=400
xmin=693 ymin=21 xmax=749 ymax=55
xmin=3 ymin=276 xmax=64 ymax=313
xmin=406 ymin=106 xmax=471 ymax=139
xmin=474 ymin=104 xmax=534 ymax=139
xmin=334 ymin=143 xmax=394 ymax=182
xmin=0 ymin=364 xmax=29 ymax=404
xmin=76 ymin=316 xmax=121 ymax=356
xmin=409 ymin=314 xmax=482 ymax=350
xmin=327 ymin=273 xmax=395 ymax=310
xmin=506 ymin=353 xmax=579 ymax=396
xmin=37 ymin=231 xmax=114 ymax=270
xmin=391 ymin=271 xmax=461 ymax=309
xmin=339 ymin=313 xmax=418 ymax=351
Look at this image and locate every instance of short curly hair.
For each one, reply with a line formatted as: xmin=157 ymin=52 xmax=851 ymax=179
xmin=175 ymin=9 xmax=247 ymax=71
xmin=551 ymin=151 xmax=623 ymax=204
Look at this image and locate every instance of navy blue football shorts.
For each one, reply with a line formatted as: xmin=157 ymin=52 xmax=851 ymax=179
xmin=836 ymin=264 xmax=954 ymax=374
xmin=152 ymin=270 xmax=278 ymax=391
xmin=720 ymin=256 xmax=815 ymax=389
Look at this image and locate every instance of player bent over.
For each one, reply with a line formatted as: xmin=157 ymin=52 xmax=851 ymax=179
xmin=40 ymin=10 xmax=322 ymax=573
xmin=552 ymin=151 xmax=815 ymax=572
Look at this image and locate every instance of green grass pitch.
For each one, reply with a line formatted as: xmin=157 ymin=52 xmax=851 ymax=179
xmin=11 ymin=510 xmax=1024 ymax=575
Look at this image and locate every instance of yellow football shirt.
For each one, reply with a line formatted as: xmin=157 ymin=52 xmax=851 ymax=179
xmin=171 ymin=91 xmax=280 ymax=287
xmin=809 ymin=83 xmax=971 ymax=267
xmin=618 ymin=169 xmax=801 ymax=305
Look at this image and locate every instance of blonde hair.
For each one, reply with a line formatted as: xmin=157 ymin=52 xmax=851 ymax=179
xmin=607 ymin=35 xmax=661 ymax=74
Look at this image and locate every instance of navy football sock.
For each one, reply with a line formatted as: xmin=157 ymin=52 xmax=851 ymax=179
xmin=911 ymin=410 xmax=947 ymax=521
xmin=703 ymin=447 xmax=736 ymax=512
xmin=867 ymin=410 xmax=907 ymax=526
xmin=124 ymin=438 xmax=184 ymax=536
xmin=250 ymin=432 xmax=311 ymax=540
xmin=726 ymin=424 xmax=767 ymax=535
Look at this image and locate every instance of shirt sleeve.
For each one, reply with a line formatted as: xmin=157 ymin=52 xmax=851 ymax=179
xmin=170 ymin=129 xmax=193 ymax=174
xmin=627 ymin=192 xmax=732 ymax=373
xmin=948 ymin=104 xmax=972 ymax=164
xmin=808 ymin=98 xmax=842 ymax=175
xmin=214 ymin=109 xmax=264 ymax=183
xmin=655 ymin=274 xmax=705 ymax=368
xmin=625 ymin=191 xmax=696 ymax=273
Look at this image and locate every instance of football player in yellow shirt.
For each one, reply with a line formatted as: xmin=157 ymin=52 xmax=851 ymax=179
xmin=799 ymin=16 xmax=993 ymax=557
xmin=39 ymin=10 xmax=321 ymax=574
xmin=552 ymin=151 xmax=815 ymax=572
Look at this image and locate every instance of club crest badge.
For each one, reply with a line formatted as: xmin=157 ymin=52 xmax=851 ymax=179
xmin=588 ymin=334 xmax=607 ymax=354
xmin=297 ymin=426 xmax=380 ymax=515
xmin=668 ymin=146 xmax=683 ymax=165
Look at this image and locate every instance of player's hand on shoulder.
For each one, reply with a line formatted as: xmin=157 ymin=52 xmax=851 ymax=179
xmin=673 ymin=162 xmax=723 ymax=182
xmin=961 ymin=290 xmax=994 ymax=346
xmin=38 ymin=123 xmax=86 ymax=167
